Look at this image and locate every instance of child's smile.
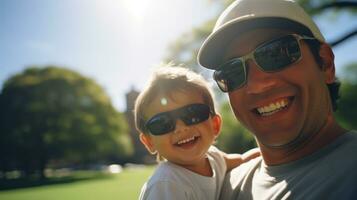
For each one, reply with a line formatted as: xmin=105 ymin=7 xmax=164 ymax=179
xmin=175 ymin=135 xmax=200 ymax=147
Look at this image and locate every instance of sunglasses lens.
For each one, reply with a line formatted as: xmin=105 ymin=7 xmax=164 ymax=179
xmin=145 ymin=104 xmax=211 ymax=135
xmin=254 ymin=35 xmax=301 ymax=72
xmin=181 ymin=104 xmax=210 ymax=125
xmin=214 ymin=59 xmax=246 ymax=92
xmin=146 ymin=114 xmax=174 ymax=135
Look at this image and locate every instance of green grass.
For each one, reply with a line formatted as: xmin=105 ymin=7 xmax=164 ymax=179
xmin=0 ymin=166 xmax=155 ymax=200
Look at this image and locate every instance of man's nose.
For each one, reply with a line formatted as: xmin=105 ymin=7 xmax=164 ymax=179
xmin=245 ymin=60 xmax=278 ymax=94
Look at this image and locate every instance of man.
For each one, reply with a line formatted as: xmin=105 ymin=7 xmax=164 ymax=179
xmin=197 ymin=0 xmax=357 ymax=199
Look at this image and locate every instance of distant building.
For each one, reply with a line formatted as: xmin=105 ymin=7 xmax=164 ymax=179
xmin=125 ymin=87 xmax=155 ymax=164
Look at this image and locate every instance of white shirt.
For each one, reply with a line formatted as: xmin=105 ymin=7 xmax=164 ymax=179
xmin=139 ymin=146 xmax=227 ymax=200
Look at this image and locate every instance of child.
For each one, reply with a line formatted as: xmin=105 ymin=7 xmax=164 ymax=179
xmin=134 ymin=66 xmax=259 ymax=200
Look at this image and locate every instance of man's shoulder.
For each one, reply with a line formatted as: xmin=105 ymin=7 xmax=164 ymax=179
xmin=347 ymin=130 xmax=357 ymax=145
xmin=346 ymin=130 xmax=357 ymax=139
xmin=334 ymin=130 xmax=357 ymax=149
xmin=326 ymin=130 xmax=357 ymax=167
xmin=220 ymin=156 xmax=262 ymax=199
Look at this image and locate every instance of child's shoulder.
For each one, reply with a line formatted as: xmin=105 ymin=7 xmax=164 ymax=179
xmin=148 ymin=162 xmax=187 ymax=183
xmin=140 ymin=163 xmax=196 ymax=200
xmin=207 ymin=145 xmax=226 ymax=162
xmin=145 ymin=162 xmax=195 ymax=189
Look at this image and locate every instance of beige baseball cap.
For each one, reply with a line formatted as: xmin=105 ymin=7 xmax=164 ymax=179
xmin=198 ymin=0 xmax=325 ymax=69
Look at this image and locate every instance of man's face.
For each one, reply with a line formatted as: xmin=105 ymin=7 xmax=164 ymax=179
xmin=222 ymin=28 xmax=334 ymax=148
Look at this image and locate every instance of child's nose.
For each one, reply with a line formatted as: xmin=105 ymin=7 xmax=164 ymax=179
xmin=174 ymin=120 xmax=189 ymax=134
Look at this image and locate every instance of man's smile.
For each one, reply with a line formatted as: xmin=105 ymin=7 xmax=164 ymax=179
xmin=253 ymin=97 xmax=294 ymax=117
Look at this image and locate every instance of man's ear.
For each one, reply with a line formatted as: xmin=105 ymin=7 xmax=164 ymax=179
xmin=319 ymin=43 xmax=336 ymax=84
xmin=212 ymin=114 xmax=222 ymax=138
xmin=139 ymin=133 xmax=157 ymax=154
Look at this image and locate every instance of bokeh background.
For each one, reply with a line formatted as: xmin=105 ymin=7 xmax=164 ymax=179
xmin=0 ymin=0 xmax=356 ymax=199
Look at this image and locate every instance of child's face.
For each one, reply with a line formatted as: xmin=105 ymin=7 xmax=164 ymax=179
xmin=140 ymin=90 xmax=221 ymax=166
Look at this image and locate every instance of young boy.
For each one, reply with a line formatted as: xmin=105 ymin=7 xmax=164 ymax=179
xmin=134 ymin=66 xmax=259 ymax=200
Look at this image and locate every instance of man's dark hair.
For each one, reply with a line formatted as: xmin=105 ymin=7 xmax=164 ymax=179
xmin=305 ymin=39 xmax=341 ymax=111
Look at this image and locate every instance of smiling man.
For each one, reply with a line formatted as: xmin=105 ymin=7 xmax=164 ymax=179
xmin=198 ymin=0 xmax=357 ymax=199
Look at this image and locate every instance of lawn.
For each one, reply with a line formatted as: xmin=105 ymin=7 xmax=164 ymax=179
xmin=0 ymin=166 xmax=155 ymax=200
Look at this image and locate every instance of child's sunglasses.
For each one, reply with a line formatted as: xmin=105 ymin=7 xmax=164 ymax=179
xmin=213 ymin=34 xmax=316 ymax=92
xmin=145 ymin=103 xmax=212 ymax=136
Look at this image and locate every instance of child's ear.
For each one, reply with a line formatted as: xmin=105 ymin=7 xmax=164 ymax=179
xmin=319 ymin=43 xmax=336 ymax=84
xmin=212 ymin=114 xmax=222 ymax=138
xmin=139 ymin=133 xmax=157 ymax=154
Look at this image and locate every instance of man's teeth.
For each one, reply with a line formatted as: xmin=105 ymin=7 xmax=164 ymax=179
xmin=257 ymin=99 xmax=289 ymax=116
xmin=177 ymin=136 xmax=196 ymax=145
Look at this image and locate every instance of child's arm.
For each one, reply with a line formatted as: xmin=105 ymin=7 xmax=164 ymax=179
xmin=223 ymin=148 xmax=260 ymax=171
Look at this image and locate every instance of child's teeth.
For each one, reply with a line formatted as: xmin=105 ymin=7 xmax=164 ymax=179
xmin=177 ymin=136 xmax=195 ymax=145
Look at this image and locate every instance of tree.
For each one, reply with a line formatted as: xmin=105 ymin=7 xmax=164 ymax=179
xmin=215 ymin=102 xmax=257 ymax=153
xmin=335 ymin=63 xmax=357 ymax=130
xmin=0 ymin=66 xmax=133 ymax=179
xmin=300 ymin=0 xmax=357 ymax=46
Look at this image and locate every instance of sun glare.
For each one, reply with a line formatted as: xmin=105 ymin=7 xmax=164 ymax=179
xmin=122 ymin=0 xmax=150 ymax=22
xmin=94 ymin=0 xmax=152 ymax=23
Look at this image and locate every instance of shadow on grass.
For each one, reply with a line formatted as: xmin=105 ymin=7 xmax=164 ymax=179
xmin=0 ymin=171 xmax=115 ymax=191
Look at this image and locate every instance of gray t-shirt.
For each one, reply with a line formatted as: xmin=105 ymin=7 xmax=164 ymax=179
xmin=220 ymin=131 xmax=357 ymax=200
xmin=139 ymin=146 xmax=226 ymax=200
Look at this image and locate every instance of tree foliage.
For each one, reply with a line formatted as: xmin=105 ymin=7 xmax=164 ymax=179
xmin=335 ymin=63 xmax=357 ymax=130
xmin=215 ymin=102 xmax=257 ymax=153
xmin=0 ymin=66 xmax=133 ymax=178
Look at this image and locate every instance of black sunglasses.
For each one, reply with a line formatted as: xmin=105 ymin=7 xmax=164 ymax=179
xmin=145 ymin=103 xmax=212 ymax=136
xmin=213 ymin=34 xmax=316 ymax=92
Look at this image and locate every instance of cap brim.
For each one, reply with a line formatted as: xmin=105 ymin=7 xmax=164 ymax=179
xmin=198 ymin=17 xmax=315 ymax=69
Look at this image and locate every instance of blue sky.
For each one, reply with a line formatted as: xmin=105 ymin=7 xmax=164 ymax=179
xmin=0 ymin=0 xmax=356 ymax=111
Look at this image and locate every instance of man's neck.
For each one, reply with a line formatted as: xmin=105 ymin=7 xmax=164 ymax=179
xmin=260 ymin=116 xmax=347 ymax=166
